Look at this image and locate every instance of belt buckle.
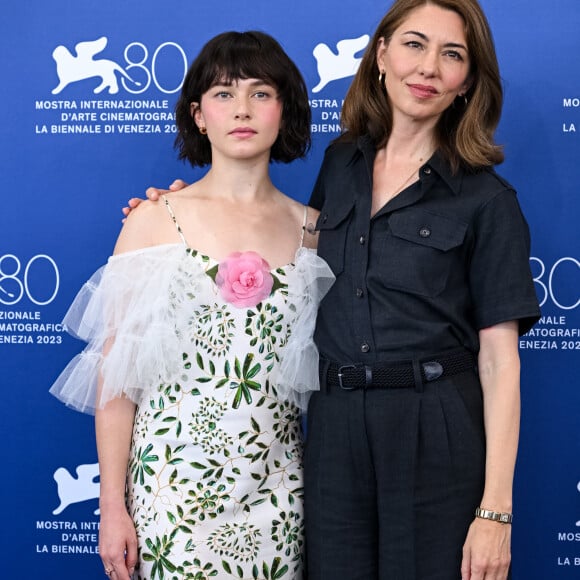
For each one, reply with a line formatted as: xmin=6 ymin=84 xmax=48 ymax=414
xmin=337 ymin=364 xmax=358 ymax=390
xmin=422 ymin=361 xmax=443 ymax=382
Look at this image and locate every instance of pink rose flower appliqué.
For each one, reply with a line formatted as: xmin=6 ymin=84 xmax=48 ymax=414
xmin=214 ymin=251 xmax=274 ymax=308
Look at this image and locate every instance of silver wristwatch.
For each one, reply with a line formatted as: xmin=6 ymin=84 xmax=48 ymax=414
xmin=475 ymin=507 xmax=513 ymax=524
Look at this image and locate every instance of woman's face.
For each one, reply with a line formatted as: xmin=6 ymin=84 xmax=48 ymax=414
xmin=377 ymin=3 xmax=472 ymax=127
xmin=192 ymin=77 xmax=283 ymax=163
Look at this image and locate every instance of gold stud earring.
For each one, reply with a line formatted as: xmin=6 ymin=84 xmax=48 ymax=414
xmin=199 ymin=126 xmax=207 ymax=135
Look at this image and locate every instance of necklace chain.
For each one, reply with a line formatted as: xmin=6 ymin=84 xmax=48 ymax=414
xmin=389 ymin=160 xmax=424 ymax=198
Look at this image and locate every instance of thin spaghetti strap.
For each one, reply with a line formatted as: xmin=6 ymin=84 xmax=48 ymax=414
xmin=299 ymin=205 xmax=308 ymax=248
xmin=162 ymin=195 xmax=189 ymax=246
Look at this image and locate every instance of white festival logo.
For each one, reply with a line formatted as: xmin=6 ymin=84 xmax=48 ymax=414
xmin=312 ymin=34 xmax=369 ymax=93
xmin=51 ymin=37 xmax=141 ymax=95
xmin=53 ymin=463 xmax=100 ymax=515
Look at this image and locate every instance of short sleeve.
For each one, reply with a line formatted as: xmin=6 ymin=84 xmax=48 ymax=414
xmin=469 ymin=190 xmax=541 ymax=335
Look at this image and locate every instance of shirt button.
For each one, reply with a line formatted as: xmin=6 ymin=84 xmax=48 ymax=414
xmin=423 ymin=167 xmax=432 ymax=175
xmin=359 ymin=235 xmax=366 ymax=245
xmin=356 ymin=288 xmax=364 ymax=298
xmin=419 ymin=226 xmax=431 ymax=238
xmin=360 ymin=342 xmax=370 ymax=353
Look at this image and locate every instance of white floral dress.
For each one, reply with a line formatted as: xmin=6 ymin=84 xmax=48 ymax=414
xmin=50 ymin=199 xmax=334 ymax=580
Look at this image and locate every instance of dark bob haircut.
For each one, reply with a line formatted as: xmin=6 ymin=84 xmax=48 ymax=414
xmin=175 ymin=31 xmax=311 ymax=167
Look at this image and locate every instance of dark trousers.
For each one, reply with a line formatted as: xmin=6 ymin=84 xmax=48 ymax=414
xmin=304 ymin=371 xmax=486 ymax=580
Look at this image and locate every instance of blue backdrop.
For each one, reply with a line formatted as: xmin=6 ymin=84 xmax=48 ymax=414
xmin=1 ymin=1 xmax=578 ymax=577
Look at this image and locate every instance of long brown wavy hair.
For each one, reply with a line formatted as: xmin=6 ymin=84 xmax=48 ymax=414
xmin=340 ymin=0 xmax=504 ymax=171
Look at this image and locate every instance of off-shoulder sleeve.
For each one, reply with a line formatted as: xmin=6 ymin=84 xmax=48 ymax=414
xmin=49 ymin=245 xmax=192 ymax=414
xmin=270 ymin=247 xmax=335 ymax=411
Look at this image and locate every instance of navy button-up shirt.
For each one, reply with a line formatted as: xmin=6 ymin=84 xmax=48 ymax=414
xmin=309 ymin=136 xmax=541 ymax=364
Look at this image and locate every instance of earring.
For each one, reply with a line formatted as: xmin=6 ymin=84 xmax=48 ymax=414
xmin=459 ymin=93 xmax=468 ymax=106
xmin=378 ymin=71 xmax=385 ymax=87
xmin=199 ymin=126 xmax=207 ymax=135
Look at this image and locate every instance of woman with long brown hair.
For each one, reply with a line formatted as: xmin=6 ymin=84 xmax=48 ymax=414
xmin=306 ymin=1 xmax=539 ymax=578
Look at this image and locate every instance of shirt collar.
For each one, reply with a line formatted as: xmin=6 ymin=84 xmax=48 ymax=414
xmin=427 ymin=151 xmax=465 ymax=196
xmin=353 ymin=134 xmax=466 ymax=197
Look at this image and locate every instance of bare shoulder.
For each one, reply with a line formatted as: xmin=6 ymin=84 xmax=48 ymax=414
xmin=113 ymin=199 xmax=171 ymax=255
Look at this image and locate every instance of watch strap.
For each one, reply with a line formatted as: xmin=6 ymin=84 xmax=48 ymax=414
xmin=475 ymin=507 xmax=513 ymax=524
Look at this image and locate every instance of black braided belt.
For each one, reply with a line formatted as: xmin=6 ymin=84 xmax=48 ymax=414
xmin=323 ymin=350 xmax=476 ymax=390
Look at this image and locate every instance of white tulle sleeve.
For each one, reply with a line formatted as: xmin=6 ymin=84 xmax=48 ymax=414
xmin=270 ymin=247 xmax=335 ymax=411
xmin=49 ymin=245 xmax=190 ymax=415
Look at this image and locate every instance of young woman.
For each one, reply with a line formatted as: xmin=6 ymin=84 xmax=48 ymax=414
xmin=50 ymin=31 xmax=333 ymax=580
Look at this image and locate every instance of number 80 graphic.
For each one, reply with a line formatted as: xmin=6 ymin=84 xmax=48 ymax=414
xmin=121 ymin=42 xmax=188 ymax=94
xmin=530 ymin=257 xmax=579 ymax=310
xmin=0 ymin=255 xmax=60 ymax=306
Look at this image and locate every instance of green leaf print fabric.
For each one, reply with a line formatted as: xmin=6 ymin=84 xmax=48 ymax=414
xmin=50 ymin=243 xmax=335 ymax=579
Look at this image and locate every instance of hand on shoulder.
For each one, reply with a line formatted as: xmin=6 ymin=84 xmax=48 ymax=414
xmin=121 ymin=179 xmax=189 ymax=221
